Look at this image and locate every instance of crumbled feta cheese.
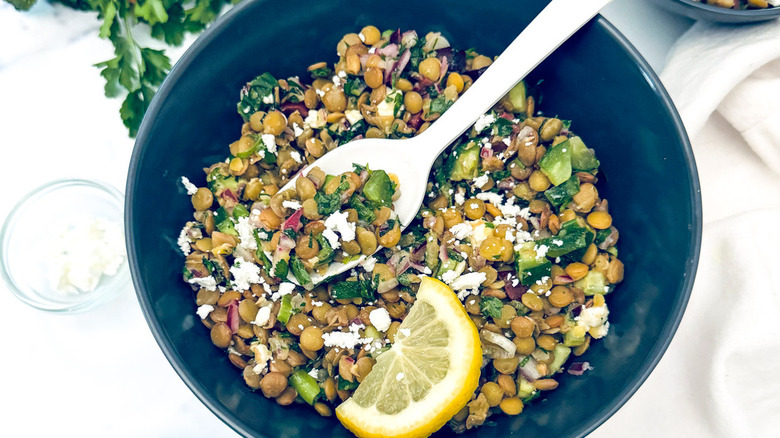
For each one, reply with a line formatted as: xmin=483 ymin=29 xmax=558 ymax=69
xmin=188 ymin=275 xmax=217 ymax=291
xmin=504 ymin=229 xmax=515 ymax=243
xmin=230 ymin=257 xmax=262 ymax=291
xmin=325 ymin=211 xmax=356 ymax=242
xmin=252 ymin=306 xmax=272 ymax=326
xmin=474 ymin=113 xmax=496 ymax=132
xmin=48 ymin=217 xmax=126 ymax=295
xmin=476 ymin=192 xmax=502 ymax=206
xmin=360 ymin=255 xmax=377 ymax=272
xmin=292 ymin=123 xmax=304 ymax=137
xmin=262 ymin=93 xmax=274 ymax=104
xmin=196 ymin=304 xmax=214 ymax=319
xmin=261 ymin=134 xmax=277 ymax=154
xmin=308 ymin=368 xmax=320 ymax=379
xmin=282 ymin=200 xmax=302 ymax=210
xmin=312 ymin=301 xmax=324 ymax=307
xmin=441 ymin=269 xmax=459 ymax=284
xmin=304 ymin=109 xmax=326 ymax=129
xmin=345 ymin=109 xmax=363 ymax=125
xmin=322 ymin=228 xmax=341 ymax=250
xmin=235 ymin=216 xmax=257 ymax=251
xmin=473 ymin=173 xmax=490 ymax=188
xmin=450 ymin=222 xmax=473 ymax=240
xmin=552 ymin=239 xmax=564 ymax=246
xmin=250 ymin=342 xmax=272 ymax=374
xmin=376 ymin=97 xmax=396 ymax=118
xmin=502 ymin=137 xmax=511 ymax=146
xmin=454 ymin=191 xmax=465 ymax=206
xmin=369 ymin=308 xmax=392 ymax=332
xmin=271 ymin=282 xmax=296 ymax=301
xmin=449 ymin=272 xmax=487 ymax=291
xmin=332 ymin=75 xmax=342 ymax=87
xmin=180 ymin=176 xmax=198 ymax=195
xmin=578 ymin=306 xmax=609 ymax=328
xmin=289 ymin=151 xmax=303 ymax=163
xmin=178 ymin=226 xmax=192 ymax=255
xmin=471 ymin=222 xmax=495 ymax=247
xmin=322 ymin=323 xmax=366 ymax=349
xmin=422 ymin=266 xmax=432 ymax=275
xmin=534 ymin=244 xmax=549 ymax=259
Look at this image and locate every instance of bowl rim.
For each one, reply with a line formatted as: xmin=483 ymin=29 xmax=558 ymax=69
xmin=126 ymin=1 xmax=703 ymax=436
xmin=659 ymin=0 xmax=780 ymax=21
xmin=677 ymin=0 xmax=780 ymax=16
xmin=1 ymin=178 xmax=127 ymax=314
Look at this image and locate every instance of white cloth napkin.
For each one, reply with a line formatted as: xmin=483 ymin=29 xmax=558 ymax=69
xmin=593 ymin=19 xmax=780 ymax=438
xmin=661 ymin=20 xmax=780 ymax=174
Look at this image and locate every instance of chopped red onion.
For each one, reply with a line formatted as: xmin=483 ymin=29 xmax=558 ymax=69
xmin=226 ymin=301 xmax=239 ymax=334
xmin=280 ymin=101 xmax=308 ymax=117
xmin=567 ymin=362 xmax=592 ymax=376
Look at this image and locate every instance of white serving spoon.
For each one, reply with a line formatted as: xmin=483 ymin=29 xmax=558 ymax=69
xmin=278 ymin=0 xmax=613 ymax=285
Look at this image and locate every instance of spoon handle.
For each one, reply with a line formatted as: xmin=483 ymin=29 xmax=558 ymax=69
xmin=413 ymin=0 xmax=614 ymax=162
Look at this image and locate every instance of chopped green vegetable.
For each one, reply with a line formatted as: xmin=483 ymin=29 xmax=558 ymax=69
xmin=214 ymin=207 xmax=238 ymax=236
xmin=349 ymin=195 xmax=377 ymax=223
xmin=449 ymin=141 xmax=481 ymax=181
xmin=237 ymin=73 xmax=278 ymax=121
xmin=330 ymin=279 xmax=375 ymax=300
xmin=430 ymin=95 xmax=453 ymax=114
xmin=573 ymin=270 xmax=607 ymax=296
xmin=315 ymin=234 xmax=334 ymax=265
xmin=289 ymin=370 xmax=321 ymax=405
xmin=273 ymin=258 xmax=289 ymax=279
xmin=363 ymin=170 xmax=395 ymax=207
xmin=536 ymin=228 xmax=590 ymax=258
xmin=506 ymin=81 xmax=527 ymax=113
xmin=544 ymin=175 xmax=580 ymax=211
xmin=344 ymin=75 xmax=366 ymax=97
xmin=337 ymin=377 xmax=360 ymax=391
xmin=515 ymin=241 xmax=551 ymax=286
xmin=314 ymin=177 xmax=350 ymax=215
xmin=569 ymin=136 xmax=600 ymax=172
xmin=232 ymin=204 xmax=250 ymax=218
xmin=277 ymin=294 xmax=293 ymax=324
xmin=479 ymin=296 xmax=504 ymax=319
xmin=290 ymin=256 xmax=313 ymax=290
xmin=549 ymin=344 xmax=572 ymax=373
xmin=538 ymin=140 xmax=573 ymax=186
xmin=594 ymin=228 xmax=613 ymax=246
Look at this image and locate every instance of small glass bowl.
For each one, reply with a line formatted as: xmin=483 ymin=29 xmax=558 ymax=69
xmin=0 ymin=179 xmax=129 ymax=314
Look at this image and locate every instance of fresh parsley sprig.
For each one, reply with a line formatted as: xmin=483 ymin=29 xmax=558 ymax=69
xmin=9 ymin=0 xmax=237 ymax=136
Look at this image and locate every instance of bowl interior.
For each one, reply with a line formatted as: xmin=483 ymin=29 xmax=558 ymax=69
xmin=649 ymin=0 xmax=780 ymax=23
xmin=127 ymin=0 xmax=701 ymax=436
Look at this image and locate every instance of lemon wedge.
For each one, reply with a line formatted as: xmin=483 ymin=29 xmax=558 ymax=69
xmin=336 ymin=277 xmax=482 ymax=438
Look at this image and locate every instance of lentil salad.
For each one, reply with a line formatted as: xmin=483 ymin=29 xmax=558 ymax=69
xmin=177 ymin=25 xmax=624 ymax=433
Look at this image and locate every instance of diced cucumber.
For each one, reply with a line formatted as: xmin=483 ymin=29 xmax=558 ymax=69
xmin=539 ymin=140 xmax=572 ymax=186
xmin=573 ymin=270 xmax=607 ymax=296
xmin=549 ymin=344 xmax=572 ymax=374
xmin=563 ymin=325 xmax=587 ymax=347
xmin=515 ymin=241 xmax=551 ymax=286
xmin=506 ymin=81 xmax=527 ymax=113
xmin=515 ymin=374 xmax=536 ymax=399
xmin=569 ymin=136 xmax=600 ymax=172
xmin=449 ymin=141 xmax=481 ymax=181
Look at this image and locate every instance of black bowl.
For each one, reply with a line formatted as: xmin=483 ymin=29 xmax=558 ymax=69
xmin=127 ymin=0 xmax=702 ymax=436
xmin=649 ymin=0 xmax=780 ymax=22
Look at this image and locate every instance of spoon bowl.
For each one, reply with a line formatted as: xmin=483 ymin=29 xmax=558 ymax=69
xmin=280 ymin=0 xmax=614 ymax=284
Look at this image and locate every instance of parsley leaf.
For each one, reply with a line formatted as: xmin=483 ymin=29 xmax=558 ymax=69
xmin=479 ymin=296 xmax=503 ymax=319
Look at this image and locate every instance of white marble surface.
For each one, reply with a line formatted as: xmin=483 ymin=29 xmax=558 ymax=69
xmin=0 ymin=1 xmax=700 ymax=436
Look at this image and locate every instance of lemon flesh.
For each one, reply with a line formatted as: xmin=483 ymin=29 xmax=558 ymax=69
xmin=336 ymin=277 xmax=481 ymax=438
